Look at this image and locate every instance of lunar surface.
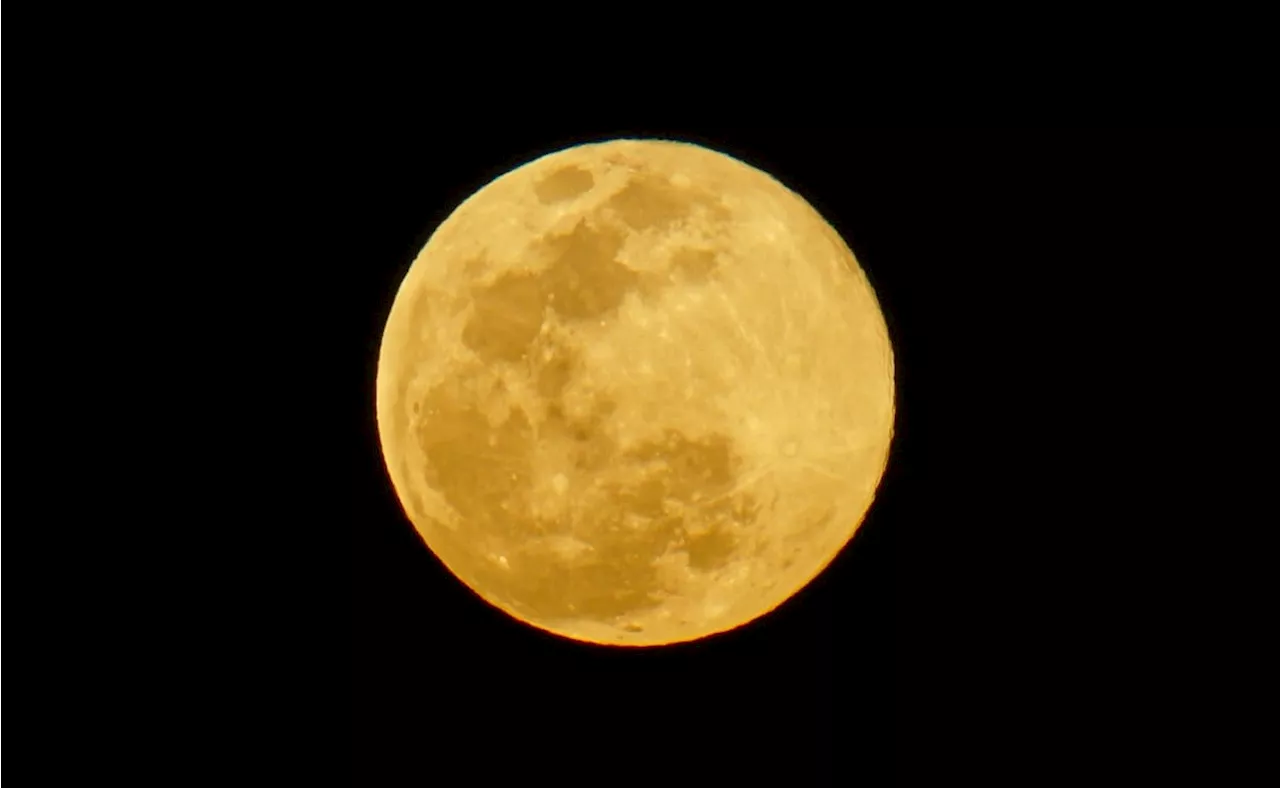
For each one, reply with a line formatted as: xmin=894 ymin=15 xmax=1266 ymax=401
xmin=376 ymin=139 xmax=895 ymax=646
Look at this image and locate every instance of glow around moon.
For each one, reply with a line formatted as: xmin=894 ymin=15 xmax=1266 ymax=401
xmin=376 ymin=139 xmax=895 ymax=646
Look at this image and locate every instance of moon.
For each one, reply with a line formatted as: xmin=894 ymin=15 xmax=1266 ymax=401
xmin=375 ymin=138 xmax=895 ymax=646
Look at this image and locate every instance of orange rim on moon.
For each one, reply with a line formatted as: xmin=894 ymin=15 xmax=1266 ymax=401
xmin=376 ymin=138 xmax=895 ymax=647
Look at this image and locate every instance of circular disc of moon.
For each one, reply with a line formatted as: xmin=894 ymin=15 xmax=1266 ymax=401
xmin=376 ymin=138 xmax=895 ymax=647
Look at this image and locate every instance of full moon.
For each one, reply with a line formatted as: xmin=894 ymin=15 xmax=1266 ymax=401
xmin=376 ymin=139 xmax=894 ymax=646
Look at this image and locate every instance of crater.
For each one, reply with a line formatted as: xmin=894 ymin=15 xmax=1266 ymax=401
xmin=533 ymin=165 xmax=595 ymax=204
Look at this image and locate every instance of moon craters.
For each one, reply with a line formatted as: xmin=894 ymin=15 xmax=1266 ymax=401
xmin=378 ymin=139 xmax=896 ymax=646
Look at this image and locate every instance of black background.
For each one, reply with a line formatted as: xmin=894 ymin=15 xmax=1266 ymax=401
xmin=328 ymin=128 xmax=1271 ymax=784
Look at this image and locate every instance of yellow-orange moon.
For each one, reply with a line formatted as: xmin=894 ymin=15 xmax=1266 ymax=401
xmin=376 ymin=139 xmax=894 ymax=646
